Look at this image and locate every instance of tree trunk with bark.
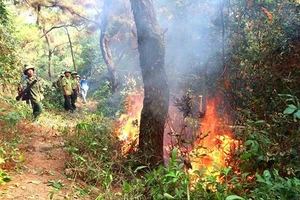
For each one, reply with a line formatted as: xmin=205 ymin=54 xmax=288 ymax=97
xmin=64 ymin=26 xmax=76 ymax=72
xmin=42 ymin=28 xmax=52 ymax=78
xmin=100 ymin=0 xmax=119 ymax=93
xmin=130 ymin=0 xmax=169 ymax=168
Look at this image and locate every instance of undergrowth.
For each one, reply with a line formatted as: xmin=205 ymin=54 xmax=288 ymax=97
xmin=1 ymin=92 xmax=299 ymax=199
xmin=0 ymin=96 xmax=31 ymax=186
xmin=63 ymin=111 xmax=300 ymax=199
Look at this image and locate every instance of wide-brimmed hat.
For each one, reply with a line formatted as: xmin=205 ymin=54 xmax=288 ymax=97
xmin=23 ymin=65 xmax=34 ymax=75
xmin=64 ymin=70 xmax=71 ymax=74
xmin=71 ymin=71 xmax=77 ymax=75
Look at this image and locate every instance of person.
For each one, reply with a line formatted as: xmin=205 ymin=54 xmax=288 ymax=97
xmin=80 ymin=75 xmax=89 ymax=104
xmin=61 ymin=70 xmax=73 ymax=112
xmin=51 ymin=72 xmax=65 ymax=109
xmin=71 ymin=71 xmax=79 ymax=110
xmin=53 ymin=72 xmax=65 ymax=89
xmin=19 ymin=65 xmax=44 ymax=119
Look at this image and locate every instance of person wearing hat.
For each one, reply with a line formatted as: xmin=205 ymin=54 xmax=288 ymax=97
xmin=70 ymin=71 xmax=79 ymax=110
xmin=20 ymin=64 xmax=44 ymax=119
xmin=61 ymin=70 xmax=73 ymax=112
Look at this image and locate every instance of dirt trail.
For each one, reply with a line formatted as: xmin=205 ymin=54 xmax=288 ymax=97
xmin=0 ymin=99 xmax=99 ymax=200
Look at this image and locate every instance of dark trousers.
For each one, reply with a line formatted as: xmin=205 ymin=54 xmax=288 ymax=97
xmin=31 ymin=101 xmax=42 ymax=118
xmin=71 ymin=90 xmax=77 ymax=110
xmin=64 ymin=95 xmax=73 ymax=111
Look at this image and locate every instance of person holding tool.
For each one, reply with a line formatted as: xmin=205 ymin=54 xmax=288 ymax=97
xmin=17 ymin=64 xmax=44 ymax=119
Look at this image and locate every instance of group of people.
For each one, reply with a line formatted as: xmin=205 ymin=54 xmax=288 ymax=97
xmin=56 ymin=70 xmax=89 ymax=112
xmin=17 ymin=65 xmax=89 ymax=120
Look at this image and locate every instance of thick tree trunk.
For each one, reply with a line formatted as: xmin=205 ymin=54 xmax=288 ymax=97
xmin=130 ymin=0 xmax=169 ymax=168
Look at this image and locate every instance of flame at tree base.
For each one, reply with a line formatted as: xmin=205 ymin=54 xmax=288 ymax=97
xmin=116 ymin=92 xmax=238 ymax=179
xmin=189 ymin=97 xmax=237 ymax=177
xmin=117 ymin=92 xmax=142 ymax=155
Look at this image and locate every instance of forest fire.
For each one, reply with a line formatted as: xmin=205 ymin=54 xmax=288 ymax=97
xmin=117 ymin=92 xmax=237 ymax=175
xmin=189 ymin=97 xmax=236 ymax=175
xmin=117 ymin=92 xmax=142 ymax=154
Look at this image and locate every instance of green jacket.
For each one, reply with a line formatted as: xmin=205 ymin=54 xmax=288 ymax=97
xmin=23 ymin=76 xmax=43 ymax=103
xmin=61 ymin=76 xmax=73 ymax=95
xmin=71 ymin=77 xmax=79 ymax=91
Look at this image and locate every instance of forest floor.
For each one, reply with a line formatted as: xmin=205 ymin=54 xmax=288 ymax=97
xmin=0 ymin=97 xmax=99 ymax=200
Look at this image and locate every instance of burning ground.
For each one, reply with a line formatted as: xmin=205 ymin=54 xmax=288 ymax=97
xmin=116 ymin=91 xmax=239 ymax=176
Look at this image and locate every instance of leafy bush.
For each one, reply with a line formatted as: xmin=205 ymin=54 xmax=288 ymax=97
xmin=143 ymin=149 xmax=190 ymax=199
xmin=64 ymin=117 xmax=123 ymax=188
xmin=0 ymin=168 xmax=11 ymax=185
xmin=280 ymin=94 xmax=300 ymax=121
xmin=249 ymin=169 xmax=300 ymax=200
xmin=0 ymin=98 xmax=27 ymax=187
xmin=42 ymin=84 xmax=64 ymax=110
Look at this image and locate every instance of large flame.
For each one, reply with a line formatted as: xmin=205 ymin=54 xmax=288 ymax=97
xmin=117 ymin=92 xmax=142 ymax=154
xmin=117 ymin=92 xmax=237 ymax=175
xmin=190 ymin=97 xmax=236 ymax=175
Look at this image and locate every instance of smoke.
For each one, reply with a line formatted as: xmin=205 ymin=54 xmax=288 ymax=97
xmin=151 ymin=0 xmax=227 ymax=163
xmin=155 ymin=0 xmax=224 ymax=79
xmin=93 ymin=0 xmax=225 ymax=98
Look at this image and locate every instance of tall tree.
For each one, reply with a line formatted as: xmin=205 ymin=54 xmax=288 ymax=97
xmin=100 ymin=0 xmax=119 ymax=92
xmin=130 ymin=0 xmax=170 ymax=168
xmin=64 ymin=26 xmax=76 ymax=72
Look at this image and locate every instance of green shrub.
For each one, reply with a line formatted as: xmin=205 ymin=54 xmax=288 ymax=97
xmin=144 ymin=149 xmax=190 ymax=199
xmin=0 ymin=167 xmax=11 ymax=185
xmin=249 ymin=169 xmax=300 ymax=200
xmin=64 ymin=118 xmax=122 ymax=187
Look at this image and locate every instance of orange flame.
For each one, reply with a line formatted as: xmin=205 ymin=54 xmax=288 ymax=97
xmin=117 ymin=92 xmax=142 ymax=154
xmin=117 ymin=92 xmax=237 ymax=176
xmin=190 ymin=97 xmax=236 ymax=175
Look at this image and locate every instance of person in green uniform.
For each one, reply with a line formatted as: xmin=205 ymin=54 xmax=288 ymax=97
xmin=61 ymin=70 xmax=73 ymax=112
xmin=21 ymin=65 xmax=44 ymax=119
xmin=53 ymin=72 xmax=65 ymax=89
xmin=71 ymin=71 xmax=79 ymax=110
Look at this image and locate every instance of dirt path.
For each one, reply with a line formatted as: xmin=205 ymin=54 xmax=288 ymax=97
xmin=0 ymin=99 xmax=99 ymax=200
